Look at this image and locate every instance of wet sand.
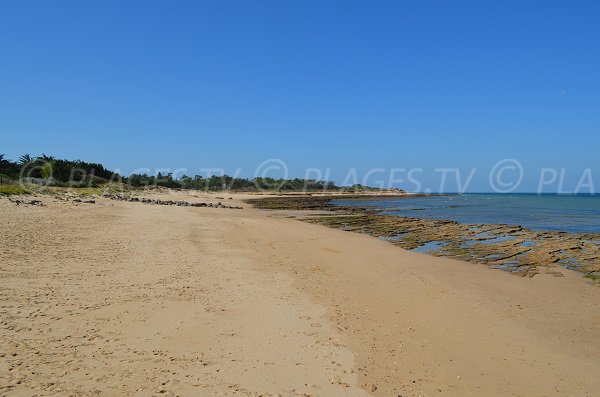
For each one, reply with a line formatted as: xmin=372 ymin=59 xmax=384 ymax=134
xmin=1 ymin=191 xmax=599 ymax=396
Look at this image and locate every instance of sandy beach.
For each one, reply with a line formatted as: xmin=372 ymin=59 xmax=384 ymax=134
xmin=1 ymin=191 xmax=599 ymax=396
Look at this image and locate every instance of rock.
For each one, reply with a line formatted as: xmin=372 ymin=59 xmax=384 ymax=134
xmin=364 ymin=383 xmax=377 ymax=392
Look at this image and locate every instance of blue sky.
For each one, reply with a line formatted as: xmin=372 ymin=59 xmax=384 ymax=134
xmin=1 ymin=0 xmax=599 ymax=192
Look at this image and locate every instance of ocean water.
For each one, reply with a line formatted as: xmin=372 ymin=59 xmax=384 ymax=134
xmin=333 ymin=194 xmax=600 ymax=234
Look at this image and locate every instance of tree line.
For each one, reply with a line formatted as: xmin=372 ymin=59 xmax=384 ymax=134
xmin=127 ymin=172 xmax=338 ymax=191
xmin=0 ymin=153 xmax=117 ymax=186
xmin=0 ymin=153 xmax=353 ymax=191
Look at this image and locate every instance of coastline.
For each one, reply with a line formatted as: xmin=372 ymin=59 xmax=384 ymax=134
xmin=247 ymin=194 xmax=600 ymax=280
xmin=2 ymin=190 xmax=599 ymax=396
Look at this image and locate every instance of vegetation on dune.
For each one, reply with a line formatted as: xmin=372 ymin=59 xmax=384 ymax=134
xmin=584 ymin=273 xmax=600 ymax=283
xmin=126 ymin=172 xmax=340 ymax=191
xmin=1 ymin=152 xmax=398 ymax=193
xmin=0 ymin=155 xmax=19 ymax=181
xmin=1 ymin=153 xmax=119 ymax=187
xmin=0 ymin=185 xmax=30 ymax=196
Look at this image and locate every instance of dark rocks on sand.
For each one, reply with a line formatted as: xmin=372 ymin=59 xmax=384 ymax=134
xmin=102 ymin=193 xmax=243 ymax=210
xmin=8 ymin=198 xmax=44 ymax=207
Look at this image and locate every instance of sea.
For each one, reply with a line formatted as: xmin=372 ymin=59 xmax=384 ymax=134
xmin=332 ymin=194 xmax=600 ymax=234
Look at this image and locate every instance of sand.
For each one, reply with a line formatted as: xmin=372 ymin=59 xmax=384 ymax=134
xmin=1 ymin=191 xmax=599 ymax=396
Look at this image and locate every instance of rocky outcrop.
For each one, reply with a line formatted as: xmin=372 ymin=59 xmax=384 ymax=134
xmin=103 ymin=193 xmax=243 ymax=209
xmin=7 ymin=198 xmax=44 ymax=206
xmin=247 ymin=195 xmax=600 ymax=282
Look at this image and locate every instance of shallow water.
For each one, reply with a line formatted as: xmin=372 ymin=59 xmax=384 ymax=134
xmin=479 ymin=235 xmax=516 ymax=245
xmin=378 ymin=232 xmax=407 ymax=242
xmin=334 ymin=194 xmax=600 ymax=233
xmin=520 ymin=240 xmax=536 ymax=247
xmin=411 ymin=241 xmax=446 ymax=253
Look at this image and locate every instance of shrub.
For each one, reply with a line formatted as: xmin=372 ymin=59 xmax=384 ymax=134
xmin=41 ymin=162 xmax=53 ymax=179
xmin=0 ymin=185 xmax=30 ymax=196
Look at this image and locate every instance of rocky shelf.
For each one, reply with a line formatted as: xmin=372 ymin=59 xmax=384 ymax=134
xmin=246 ymin=195 xmax=600 ymax=282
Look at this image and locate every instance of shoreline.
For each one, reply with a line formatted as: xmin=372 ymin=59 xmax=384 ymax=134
xmin=2 ymin=190 xmax=600 ymax=396
xmin=246 ymin=194 xmax=600 ymax=280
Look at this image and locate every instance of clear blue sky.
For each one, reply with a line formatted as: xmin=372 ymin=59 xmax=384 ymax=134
xmin=1 ymin=0 xmax=599 ymax=192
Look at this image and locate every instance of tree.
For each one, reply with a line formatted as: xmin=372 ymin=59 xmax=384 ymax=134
xmin=41 ymin=162 xmax=53 ymax=179
xmin=38 ymin=153 xmax=55 ymax=162
xmin=18 ymin=153 xmax=36 ymax=165
xmin=0 ymin=154 xmax=19 ymax=180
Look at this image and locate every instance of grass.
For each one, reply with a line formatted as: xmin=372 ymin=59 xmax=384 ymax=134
xmin=46 ymin=186 xmax=110 ymax=197
xmin=0 ymin=183 xmax=128 ymax=198
xmin=74 ymin=187 xmax=102 ymax=197
xmin=0 ymin=185 xmax=30 ymax=196
xmin=102 ymin=184 xmax=127 ymax=194
xmin=584 ymin=273 xmax=600 ymax=283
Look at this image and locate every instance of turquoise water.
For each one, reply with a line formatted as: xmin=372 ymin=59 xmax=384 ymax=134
xmin=333 ymin=194 xmax=600 ymax=234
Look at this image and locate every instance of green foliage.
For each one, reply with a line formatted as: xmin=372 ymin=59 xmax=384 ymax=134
xmin=41 ymin=162 xmax=53 ymax=178
xmin=1 ymin=151 xmax=393 ymax=192
xmin=38 ymin=154 xmax=55 ymax=162
xmin=125 ymin=173 xmax=340 ymax=191
xmin=0 ymin=185 xmax=29 ymax=196
xmin=0 ymin=154 xmax=20 ymax=179
xmin=74 ymin=187 xmax=102 ymax=196
xmin=18 ymin=153 xmax=36 ymax=165
xmin=44 ymin=159 xmax=117 ymax=182
xmin=0 ymin=153 xmax=121 ymax=185
xmin=584 ymin=273 xmax=600 ymax=283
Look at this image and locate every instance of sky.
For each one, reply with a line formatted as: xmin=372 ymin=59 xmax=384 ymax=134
xmin=1 ymin=0 xmax=599 ymax=192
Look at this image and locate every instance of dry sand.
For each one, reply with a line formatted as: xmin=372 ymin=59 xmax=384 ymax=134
xmin=1 ymin=191 xmax=599 ymax=396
